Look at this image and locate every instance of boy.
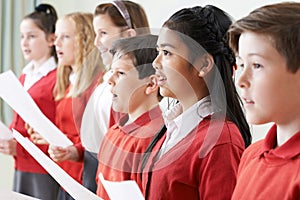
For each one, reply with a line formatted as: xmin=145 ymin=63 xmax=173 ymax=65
xmin=229 ymin=2 xmax=300 ymax=199
xmin=95 ymin=35 xmax=164 ymax=199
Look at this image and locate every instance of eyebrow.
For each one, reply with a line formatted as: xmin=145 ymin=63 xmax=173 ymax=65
xmin=156 ymin=43 xmax=176 ymax=49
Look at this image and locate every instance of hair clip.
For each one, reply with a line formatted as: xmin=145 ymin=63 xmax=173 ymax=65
xmin=112 ymin=1 xmax=133 ymax=29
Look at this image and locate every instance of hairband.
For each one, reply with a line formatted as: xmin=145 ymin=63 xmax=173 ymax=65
xmin=111 ymin=1 xmax=133 ymax=29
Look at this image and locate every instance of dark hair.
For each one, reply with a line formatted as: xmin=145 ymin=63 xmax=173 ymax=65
xmin=110 ymin=35 xmax=162 ymax=101
xmin=24 ymin=4 xmax=58 ymax=62
xmin=141 ymin=6 xmax=252 ymax=174
xmin=94 ymin=1 xmax=150 ymax=35
xmin=162 ymin=5 xmax=251 ymax=147
xmin=229 ymin=2 xmax=300 ymax=73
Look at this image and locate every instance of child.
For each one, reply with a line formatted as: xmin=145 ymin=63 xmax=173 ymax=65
xmin=228 ymin=2 xmax=300 ymax=199
xmin=80 ymin=1 xmax=150 ymax=193
xmin=0 ymin=4 xmax=59 ymax=199
xmin=29 ymin=12 xmax=104 ymax=200
xmin=96 ymin=34 xmax=164 ymax=199
xmin=141 ymin=5 xmax=252 ymax=199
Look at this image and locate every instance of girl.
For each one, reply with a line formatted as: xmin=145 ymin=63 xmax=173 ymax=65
xmin=141 ymin=5 xmax=251 ymax=200
xmin=29 ymin=12 xmax=104 ymax=200
xmin=80 ymin=1 xmax=150 ymax=193
xmin=0 ymin=4 xmax=59 ymax=200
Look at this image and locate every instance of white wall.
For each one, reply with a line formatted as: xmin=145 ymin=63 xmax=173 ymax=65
xmin=1 ymin=0 xmax=296 ymax=191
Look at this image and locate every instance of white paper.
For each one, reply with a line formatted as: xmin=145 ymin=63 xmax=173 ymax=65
xmin=0 ymin=120 xmax=13 ymax=140
xmin=0 ymin=70 xmax=72 ymax=147
xmin=12 ymin=129 xmax=102 ymax=200
xmin=99 ymin=173 xmax=145 ymax=200
xmin=0 ymin=188 xmax=40 ymax=200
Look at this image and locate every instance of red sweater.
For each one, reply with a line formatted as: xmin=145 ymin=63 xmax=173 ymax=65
xmin=143 ymin=117 xmax=245 ymax=200
xmin=232 ymin=124 xmax=300 ymax=200
xmin=96 ymin=106 xmax=164 ymax=199
xmin=10 ymin=69 xmax=57 ymax=173
xmin=55 ymin=73 xmax=101 ymax=184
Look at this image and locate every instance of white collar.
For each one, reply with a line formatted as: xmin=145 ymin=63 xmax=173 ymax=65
xmin=22 ymin=57 xmax=56 ymax=76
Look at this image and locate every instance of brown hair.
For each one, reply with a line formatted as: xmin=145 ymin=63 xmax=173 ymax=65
xmin=94 ymin=1 xmax=150 ymax=35
xmin=54 ymin=12 xmax=104 ymax=100
xmin=24 ymin=4 xmax=58 ymax=62
xmin=229 ymin=2 xmax=300 ymax=73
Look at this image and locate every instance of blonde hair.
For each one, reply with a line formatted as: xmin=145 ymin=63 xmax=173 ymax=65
xmin=54 ymin=12 xmax=104 ymax=100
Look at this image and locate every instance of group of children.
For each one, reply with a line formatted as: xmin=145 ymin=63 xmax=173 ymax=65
xmin=0 ymin=1 xmax=299 ymax=200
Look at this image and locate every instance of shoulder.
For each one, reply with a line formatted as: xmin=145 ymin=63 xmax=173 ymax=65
xmin=243 ymin=140 xmax=264 ymax=159
xmin=197 ymin=118 xmax=245 ymax=148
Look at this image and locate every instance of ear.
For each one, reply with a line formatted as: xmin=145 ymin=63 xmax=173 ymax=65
xmin=197 ymin=54 xmax=214 ymax=77
xmin=145 ymin=75 xmax=159 ymax=95
xmin=124 ymin=28 xmax=137 ymax=37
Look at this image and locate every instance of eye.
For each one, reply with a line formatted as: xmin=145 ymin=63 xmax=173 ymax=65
xmin=253 ymin=63 xmax=262 ymax=69
xmin=117 ymin=71 xmax=125 ymax=76
xmin=29 ymin=34 xmax=35 ymax=39
xmin=163 ymin=50 xmax=170 ymax=56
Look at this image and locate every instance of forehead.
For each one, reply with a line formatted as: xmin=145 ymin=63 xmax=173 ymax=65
xmin=56 ymin=18 xmax=75 ymax=33
xmin=20 ymin=19 xmax=42 ymax=32
xmin=238 ymin=31 xmax=277 ymax=59
xmin=93 ymin=14 xmax=119 ymax=29
xmin=111 ymin=54 xmax=135 ymax=70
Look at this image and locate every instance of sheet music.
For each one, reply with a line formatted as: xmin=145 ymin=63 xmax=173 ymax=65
xmin=99 ymin=173 xmax=145 ymax=200
xmin=0 ymin=70 xmax=72 ymax=147
xmin=0 ymin=120 xmax=13 ymax=140
xmin=12 ymin=129 xmax=102 ymax=200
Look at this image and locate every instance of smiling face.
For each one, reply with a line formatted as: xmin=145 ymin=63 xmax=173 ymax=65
xmin=237 ymin=31 xmax=300 ymax=125
xmin=93 ymin=14 xmax=125 ymax=66
xmin=54 ymin=18 xmax=76 ymax=67
xmin=153 ymin=28 xmax=207 ymax=110
xmin=20 ymin=19 xmax=53 ymax=65
xmin=108 ymin=54 xmax=149 ymax=114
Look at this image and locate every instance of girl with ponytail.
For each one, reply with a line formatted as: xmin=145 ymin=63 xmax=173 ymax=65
xmin=141 ymin=5 xmax=251 ymax=200
xmin=0 ymin=4 xmax=59 ymax=199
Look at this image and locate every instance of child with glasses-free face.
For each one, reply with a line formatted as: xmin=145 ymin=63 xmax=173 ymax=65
xmin=229 ymin=2 xmax=300 ymax=200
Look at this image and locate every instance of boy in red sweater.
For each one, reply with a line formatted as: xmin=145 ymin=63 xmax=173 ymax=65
xmin=229 ymin=2 xmax=300 ymax=199
xmin=96 ymin=35 xmax=164 ymax=199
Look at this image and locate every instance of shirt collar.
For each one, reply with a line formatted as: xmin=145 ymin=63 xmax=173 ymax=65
xmin=23 ymin=57 xmax=56 ymax=76
xmin=117 ymin=105 xmax=162 ymax=134
xmin=165 ymin=96 xmax=214 ymax=132
xmin=259 ymin=124 xmax=300 ymax=159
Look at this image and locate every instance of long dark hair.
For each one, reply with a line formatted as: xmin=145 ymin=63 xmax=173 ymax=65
xmin=141 ymin=5 xmax=251 ymax=174
xmin=24 ymin=4 xmax=58 ymax=62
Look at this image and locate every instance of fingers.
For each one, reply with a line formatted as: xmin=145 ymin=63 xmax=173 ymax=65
xmin=30 ymin=133 xmax=48 ymax=145
xmin=48 ymin=145 xmax=69 ymax=162
xmin=0 ymin=139 xmax=17 ymax=156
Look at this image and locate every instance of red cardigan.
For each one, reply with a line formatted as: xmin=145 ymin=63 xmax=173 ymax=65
xmin=143 ymin=117 xmax=245 ymax=200
xmin=55 ymin=73 xmax=101 ymax=184
xmin=10 ymin=69 xmax=57 ymax=173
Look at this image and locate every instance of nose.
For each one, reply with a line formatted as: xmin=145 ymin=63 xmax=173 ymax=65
xmin=107 ymin=70 xmax=116 ymax=86
xmin=237 ymin=67 xmax=250 ymax=89
xmin=152 ymin=53 xmax=162 ymax=70
xmin=54 ymin=36 xmax=60 ymax=47
xmin=94 ymin=33 xmax=101 ymax=48
xmin=21 ymin=36 xmax=28 ymax=47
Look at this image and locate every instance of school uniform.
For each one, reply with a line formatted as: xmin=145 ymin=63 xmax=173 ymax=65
xmin=55 ymin=72 xmax=101 ymax=200
xmin=232 ymin=124 xmax=300 ymax=200
xmin=10 ymin=57 xmax=59 ymax=200
xmin=81 ymin=70 xmax=124 ymax=193
xmin=96 ymin=105 xmax=164 ymax=200
xmin=142 ymin=96 xmax=245 ymax=200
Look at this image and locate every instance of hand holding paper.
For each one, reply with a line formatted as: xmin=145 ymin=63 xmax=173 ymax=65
xmin=12 ymin=129 xmax=102 ymax=200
